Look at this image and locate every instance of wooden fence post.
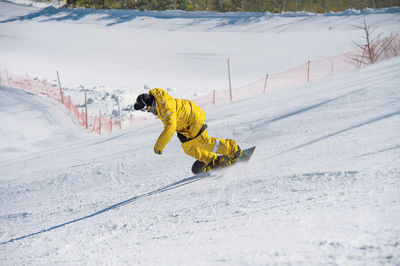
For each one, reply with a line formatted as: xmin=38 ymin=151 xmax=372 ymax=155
xmin=44 ymin=80 xmax=49 ymax=96
xmin=99 ymin=111 xmax=102 ymax=135
xmin=93 ymin=116 xmax=97 ymax=133
xmin=263 ymin=73 xmax=269 ymax=94
xmin=213 ymin=90 xmax=216 ymax=106
xmin=130 ymin=114 xmax=133 ymax=127
xmin=117 ymin=97 xmax=122 ymax=129
xmin=26 ymin=74 xmax=31 ymax=90
xmin=84 ymin=91 xmax=88 ymax=130
xmin=227 ymin=58 xmax=233 ymax=102
xmin=56 ymin=71 xmax=64 ymax=104
xmin=5 ymin=69 xmax=9 ymax=86
xmin=307 ymin=60 xmax=311 ymax=82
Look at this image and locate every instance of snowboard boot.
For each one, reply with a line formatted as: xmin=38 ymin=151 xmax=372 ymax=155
xmin=204 ymin=155 xmax=230 ymax=172
xmin=229 ymin=145 xmax=242 ymax=164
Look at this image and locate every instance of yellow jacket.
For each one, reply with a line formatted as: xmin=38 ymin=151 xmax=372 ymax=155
xmin=149 ymin=88 xmax=205 ymax=152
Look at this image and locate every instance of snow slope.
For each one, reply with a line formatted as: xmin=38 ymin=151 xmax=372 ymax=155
xmin=0 ymin=0 xmax=399 ymax=98
xmin=1 ymin=1 xmax=399 ymax=122
xmin=1 ymin=55 xmax=399 ymax=264
xmin=1 ymin=1 xmax=400 ymax=264
xmin=0 ymin=85 xmax=86 ymax=160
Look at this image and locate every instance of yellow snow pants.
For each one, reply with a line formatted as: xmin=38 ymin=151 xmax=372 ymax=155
xmin=181 ymin=129 xmax=238 ymax=165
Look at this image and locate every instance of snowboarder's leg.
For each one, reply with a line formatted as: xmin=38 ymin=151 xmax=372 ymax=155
xmin=181 ymin=130 xmax=239 ymax=165
xmin=200 ymin=130 xmax=239 ymax=160
xmin=181 ymin=138 xmax=216 ymax=164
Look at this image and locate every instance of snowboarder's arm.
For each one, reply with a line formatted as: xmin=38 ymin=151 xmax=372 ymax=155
xmin=154 ymin=106 xmax=177 ymax=153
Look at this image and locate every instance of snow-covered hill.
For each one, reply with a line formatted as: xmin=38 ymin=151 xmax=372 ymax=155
xmin=1 ymin=0 xmax=399 ymax=120
xmin=1 ymin=0 xmax=399 ymax=97
xmin=1 ymin=1 xmax=400 ymax=264
xmin=0 ymin=85 xmax=87 ymax=161
xmin=1 ymin=55 xmax=399 ymax=264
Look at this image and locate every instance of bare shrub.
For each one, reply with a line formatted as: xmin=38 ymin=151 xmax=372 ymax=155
xmin=349 ymin=19 xmax=400 ymax=68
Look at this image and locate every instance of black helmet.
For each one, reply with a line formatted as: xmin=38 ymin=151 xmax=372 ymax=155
xmin=134 ymin=93 xmax=155 ymax=111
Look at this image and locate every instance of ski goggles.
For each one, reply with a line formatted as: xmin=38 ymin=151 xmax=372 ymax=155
xmin=144 ymin=103 xmax=157 ymax=116
xmin=137 ymin=104 xmax=151 ymax=112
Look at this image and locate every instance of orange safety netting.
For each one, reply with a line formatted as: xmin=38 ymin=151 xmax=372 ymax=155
xmin=0 ymin=70 xmax=131 ymax=134
xmin=0 ymin=69 xmax=159 ymax=134
xmin=193 ymin=51 xmax=357 ymax=108
xmin=0 ymin=53 xmax=356 ymax=135
xmin=5 ymin=40 xmax=393 ymax=134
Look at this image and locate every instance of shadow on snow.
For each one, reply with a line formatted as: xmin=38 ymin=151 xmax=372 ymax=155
xmin=1 ymin=4 xmax=399 ymax=27
xmin=0 ymin=5 xmax=268 ymax=27
xmin=274 ymin=110 xmax=400 ymax=157
xmin=0 ymin=173 xmax=209 ymax=245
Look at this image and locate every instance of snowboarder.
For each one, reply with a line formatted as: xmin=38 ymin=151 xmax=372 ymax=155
xmin=134 ymin=88 xmax=242 ymax=170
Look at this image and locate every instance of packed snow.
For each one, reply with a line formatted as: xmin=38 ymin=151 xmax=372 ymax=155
xmin=1 ymin=0 xmax=400 ymax=115
xmin=0 ymin=1 xmax=400 ymax=265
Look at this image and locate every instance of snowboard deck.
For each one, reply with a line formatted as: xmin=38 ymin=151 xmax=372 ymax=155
xmin=191 ymin=146 xmax=256 ymax=175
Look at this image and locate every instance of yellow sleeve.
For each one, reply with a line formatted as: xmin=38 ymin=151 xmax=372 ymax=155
xmin=154 ymin=101 xmax=177 ymax=152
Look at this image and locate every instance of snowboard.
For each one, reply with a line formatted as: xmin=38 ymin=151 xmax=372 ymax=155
xmin=191 ymin=146 xmax=256 ymax=175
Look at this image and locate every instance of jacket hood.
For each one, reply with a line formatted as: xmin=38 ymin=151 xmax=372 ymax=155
xmin=149 ymin=88 xmax=173 ymax=104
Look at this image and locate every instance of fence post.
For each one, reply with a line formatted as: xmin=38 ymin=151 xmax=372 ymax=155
xmin=26 ymin=74 xmax=31 ymax=90
xmin=117 ymin=97 xmax=122 ymax=130
xmin=93 ymin=116 xmax=97 ymax=133
xmin=227 ymin=58 xmax=233 ymax=102
xmin=307 ymin=60 xmax=311 ymax=82
xmin=110 ymin=117 xmax=113 ymax=132
xmin=5 ymin=69 xmax=9 ymax=86
xmin=263 ymin=74 xmax=269 ymax=94
xmin=213 ymin=90 xmax=216 ymax=106
xmin=57 ymin=71 xmax=64 ymax=104
xmin=43 ymin=80 xmax=47 ymax=96
xmin=130 ymin=114 xmax=133 ymax=128
xmin=99 ymin=111 xmax=102 ymax=134
xmin=84 ymin=91 xmax=88 ymax=130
